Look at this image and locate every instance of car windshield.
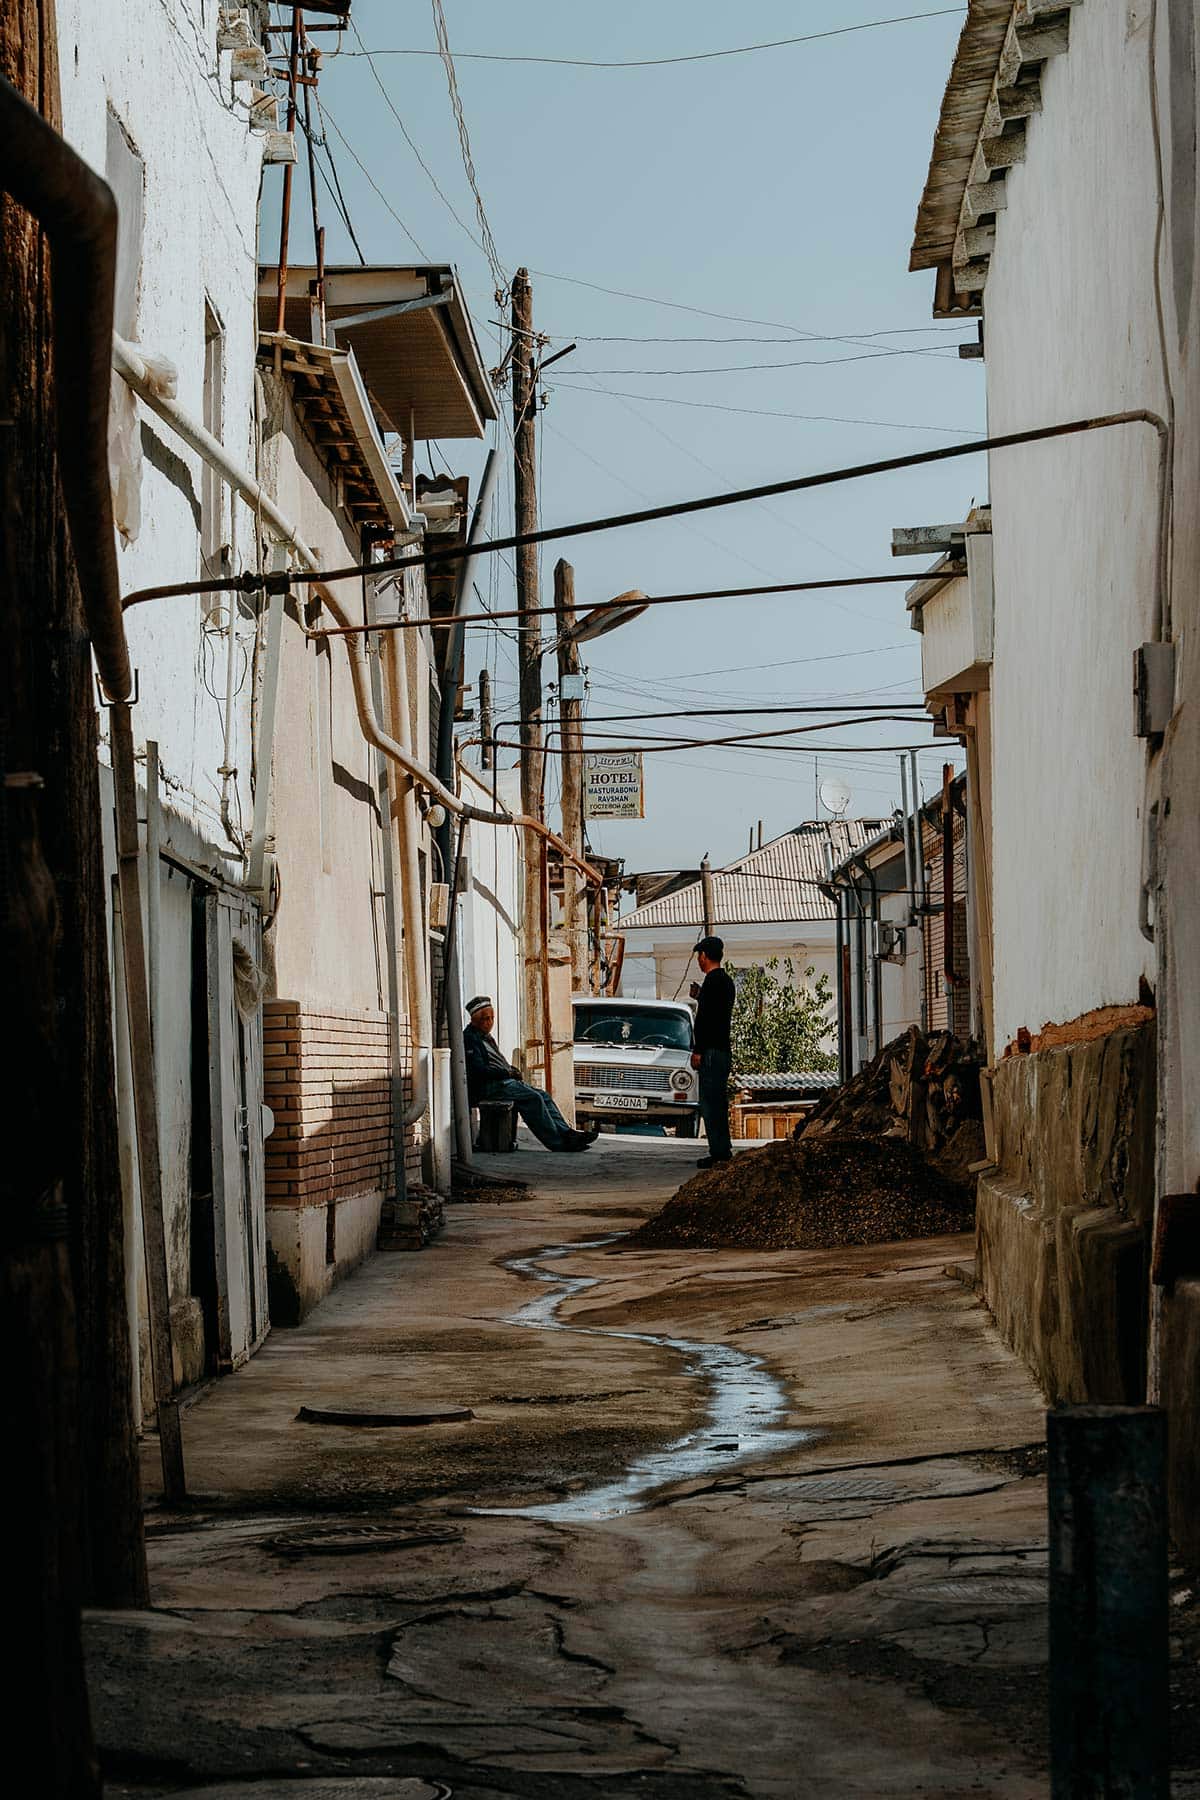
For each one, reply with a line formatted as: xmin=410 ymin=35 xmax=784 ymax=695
xmin=573 ymin=1007 xmax=692 ymax=1050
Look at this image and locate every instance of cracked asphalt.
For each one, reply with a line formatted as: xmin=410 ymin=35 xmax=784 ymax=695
xmin=90 ymin=1135 xmax=1195 ymax=1798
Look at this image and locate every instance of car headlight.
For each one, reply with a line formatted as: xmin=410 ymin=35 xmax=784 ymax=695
xmin=670 ymin=1069 xmax=692 ymax=1092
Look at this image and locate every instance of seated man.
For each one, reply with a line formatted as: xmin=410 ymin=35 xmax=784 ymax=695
xmin=463 ymin=995 xmax=593 ymax=1153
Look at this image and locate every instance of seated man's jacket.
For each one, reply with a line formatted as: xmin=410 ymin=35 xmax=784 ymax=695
xmin=463 ymin=1023 xmax=520 ymax=1104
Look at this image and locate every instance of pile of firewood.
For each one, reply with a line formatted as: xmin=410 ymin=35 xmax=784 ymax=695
xmin=377 ymin=1186 xmax=445 ymax=1251
xmin=797 ymin=1026 xmax=983 ymax=1157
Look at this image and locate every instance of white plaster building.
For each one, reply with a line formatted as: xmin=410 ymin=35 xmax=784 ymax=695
xmin=52 ymin=3 xmax=500 ymax=1392
xmin=906 ymin=0 xmax=1200 ymax=1549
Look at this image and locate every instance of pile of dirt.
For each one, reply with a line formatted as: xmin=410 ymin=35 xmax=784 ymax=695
xmin=625 ymin=1134 xmax=975 ymax=1252
xmin=798 ymin=1026 xmax=983 ymax=1155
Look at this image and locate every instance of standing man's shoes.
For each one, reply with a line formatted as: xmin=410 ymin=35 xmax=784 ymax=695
xmin=695 ymin=1155 xmax=732 ymax=1168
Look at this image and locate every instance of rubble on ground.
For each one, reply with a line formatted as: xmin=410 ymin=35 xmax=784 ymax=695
xmin=626 ymin=1134 xmax=975 ymax=1251
xmin=627 ymin=1029 xmax=986 ymax=1252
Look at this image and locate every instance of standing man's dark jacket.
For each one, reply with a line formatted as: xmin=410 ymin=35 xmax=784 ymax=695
xmin=463 ymin=1023 xmax=519 ymax=1104
xmin=694 ymin=966 xmax=736 ymax=1053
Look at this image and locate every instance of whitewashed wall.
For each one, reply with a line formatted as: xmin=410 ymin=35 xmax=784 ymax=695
xmin=57 ymin=0 xmax=267 ymax=855
xmin=258 ymin=378 xmax=394 ymax=1016
xmin=983 ymin=0 xmax=1162 ymax=1046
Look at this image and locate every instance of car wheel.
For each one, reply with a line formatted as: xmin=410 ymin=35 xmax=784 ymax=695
xmin=673 ymin=1114 xmax=699 ymax=1138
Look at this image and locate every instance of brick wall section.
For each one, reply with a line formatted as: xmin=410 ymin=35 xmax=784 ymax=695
xmin=263 ymin=1001 xmax=417 ymax=1207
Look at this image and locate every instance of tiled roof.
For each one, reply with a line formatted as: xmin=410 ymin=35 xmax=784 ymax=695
xmin=620 ymin=819 xmax=883 ymax=931
xmin=735 ymin=1071 xmax=841 ymax=1093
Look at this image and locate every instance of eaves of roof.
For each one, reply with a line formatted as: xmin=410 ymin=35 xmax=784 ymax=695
xmin=910 ymin=0 xmax=1014 ymax=274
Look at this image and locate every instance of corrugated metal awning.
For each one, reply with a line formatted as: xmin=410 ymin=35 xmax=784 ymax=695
xmin=258 ymin=265 xmax=497 ymax=440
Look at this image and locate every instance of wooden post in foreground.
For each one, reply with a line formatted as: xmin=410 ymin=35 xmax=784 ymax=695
xmin=1048 ymin=1405 xmax=1169 ymax=1797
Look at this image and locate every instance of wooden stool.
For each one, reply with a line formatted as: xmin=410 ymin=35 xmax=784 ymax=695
xmin=475 ymin=1100 xmax=518 ymax=1152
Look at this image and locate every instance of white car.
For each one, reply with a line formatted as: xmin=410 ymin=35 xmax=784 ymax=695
xmin=572 ymin=997 xmax=699 ymax=1138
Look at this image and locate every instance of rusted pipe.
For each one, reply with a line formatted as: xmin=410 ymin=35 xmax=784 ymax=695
xmin=539 ymin=834 xmax=553 ymax=1101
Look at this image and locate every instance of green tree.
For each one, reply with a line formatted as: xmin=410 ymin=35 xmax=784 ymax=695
xmin=727 ymin=958 xmax=836 ymax=1074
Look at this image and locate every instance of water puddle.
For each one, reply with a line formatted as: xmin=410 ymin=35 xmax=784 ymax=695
xmin=481 ymin=1237 xmax=814 ymax=1522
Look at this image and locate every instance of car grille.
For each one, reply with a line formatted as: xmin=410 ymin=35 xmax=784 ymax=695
xmin=576 ymin=1063 xmax=672 ymax=1093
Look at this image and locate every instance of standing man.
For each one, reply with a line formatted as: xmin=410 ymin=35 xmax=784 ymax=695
xmin=463 ymin=996 xmax=594 ymax=1152
xmin=690 ymin=936 xmax=736 ymax=1166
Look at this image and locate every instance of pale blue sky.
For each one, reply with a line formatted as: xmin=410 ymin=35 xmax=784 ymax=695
xmin=285 ymin=1 xmax=981 ymax=869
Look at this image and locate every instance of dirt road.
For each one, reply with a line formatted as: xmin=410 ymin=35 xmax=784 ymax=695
xmin=96 ymin=1135 xmax=1060 ymax=1798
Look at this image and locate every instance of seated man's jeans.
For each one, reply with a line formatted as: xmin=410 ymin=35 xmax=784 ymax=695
xmin=485 ymin=1077 xmax=573 ymax=1150
xmin=698 ymin=1048 xmax=733 ymax=1160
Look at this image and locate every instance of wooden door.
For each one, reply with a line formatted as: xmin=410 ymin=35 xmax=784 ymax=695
xmin=205 ymin=893 xmax=269 ymax=1366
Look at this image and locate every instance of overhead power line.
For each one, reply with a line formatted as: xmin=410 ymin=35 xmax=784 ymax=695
xmin=570 ymin=344 xmax=961 ymax=376
xmin=430 ymin=0 xmax=507 ymax=292
xmin=552 ymin=380 xmax=974 ymax=433
xmin=350 ymin=18 xmax=486 ymax=257
xmin=310 ymin=572 xmax=949 ymax=639
xmin=320 ymin=105 xmax=429 ymax=257
xmin=493 ymin=735 xmax=945 ymax=756
xmin=553 ymin=704 xmax=927 ymax=723
xmin=123 ymin=411 xmax=1165 ymax=610
xmin=344 ymin=9 xmax=965 ymax=70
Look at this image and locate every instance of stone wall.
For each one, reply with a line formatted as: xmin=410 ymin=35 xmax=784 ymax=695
xmin=976 ymin=1019 xmax=1155 ymax=1405
xmin=262 ymin=1000 xmax=414 ymax=1323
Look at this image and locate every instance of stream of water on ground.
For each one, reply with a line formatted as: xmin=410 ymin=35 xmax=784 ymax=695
xmin=483 ymin=1237 xmax=814 ymax=1522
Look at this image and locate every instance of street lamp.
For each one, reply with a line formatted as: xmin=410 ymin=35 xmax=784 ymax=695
xmin=565 ymin=588 xmax=650 ymax=646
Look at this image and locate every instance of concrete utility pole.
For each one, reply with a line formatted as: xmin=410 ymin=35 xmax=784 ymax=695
xmin=554 ymin=559 xmax=587 ymax=989
xmin=511 ymin=268 xmax=548 ymax=1081
xmin=701 ymin=855 xmax=715 ymax=937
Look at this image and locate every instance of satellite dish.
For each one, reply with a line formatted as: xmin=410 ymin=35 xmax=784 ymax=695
xmin=819 ymin=776 xmax=853 ymax=818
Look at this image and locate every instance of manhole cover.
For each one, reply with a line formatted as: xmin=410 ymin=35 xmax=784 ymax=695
xmin=268 ymin=1522 xmax=463 ymax=1559
xmin=295 ymin=1404 xmax=473 ymax=1427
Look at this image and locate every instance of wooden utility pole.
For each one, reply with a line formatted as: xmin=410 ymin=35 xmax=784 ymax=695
xmin=2 ymin=1 xmax=147 ymax=1786
xmin=554 ymin=559 xmax=587 ymax=988
xmin=479 ymin=667 xmax=493 ymax=770
xmin=511 ymin=268 xmax=548 ymax=1080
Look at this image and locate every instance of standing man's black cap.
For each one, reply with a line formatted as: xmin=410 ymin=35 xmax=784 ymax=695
xmin=694 ymin=936 xmax=724 ymax=959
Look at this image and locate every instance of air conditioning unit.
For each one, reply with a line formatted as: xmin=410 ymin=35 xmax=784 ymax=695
xmin=248 ymin=89 xmax=279 ymax=131
xmin=429 ymin=882 xmax=451 ymax=930
xmin=262 ymin=131 xmax=298 ymax=166
xmin=231 ymin=42 xmax=269 ymax=83
xmin=879 ymin=922 xmax=907 ymax=963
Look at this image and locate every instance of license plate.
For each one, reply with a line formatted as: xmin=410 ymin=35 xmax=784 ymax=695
xmin=592 ymin=1092 xmax=649 ymax=1111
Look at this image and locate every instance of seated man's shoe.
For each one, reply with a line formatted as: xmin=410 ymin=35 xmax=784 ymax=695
xmin=564 ymin=1130 xmax=594 ymax=1152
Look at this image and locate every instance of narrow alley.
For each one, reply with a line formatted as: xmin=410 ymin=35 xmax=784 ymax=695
xmin=98 ymin=1137 xmax=1062 ymax=1799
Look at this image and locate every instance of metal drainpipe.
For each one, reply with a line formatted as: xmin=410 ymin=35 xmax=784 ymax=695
xmin=857 ymin=852 xmax=882 ymax=1059
xmin=387 ymin=624 xmax=434 ymax=1131
xmin=910 ymin=750 xmax=929 ymax=1031
xmin=433 ymin=448 xmax=500 ymax=1164
xmin=365 ymin=587 xmax=408 ymax=1208
xmin=1 ymin=75 xmax=185 ymax=1500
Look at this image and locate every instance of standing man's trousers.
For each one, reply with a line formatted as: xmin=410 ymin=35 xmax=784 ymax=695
xmin=698 ymin=1048 xmax=733 ymax=1160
